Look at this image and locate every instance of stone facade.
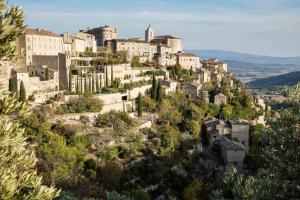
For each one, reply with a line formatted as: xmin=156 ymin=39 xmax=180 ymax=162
xmin=85 ymin=25 xmax=118 ymax=46
xmin=11 ymin=67 xmax=59 ymax=98
xmin=216 ymin=137 xmax=246 ymax=168
xmin=176 ymin=53 xmax=201 ymax=71
xmin=18 ymin=28 xmax=64 ymax=66
xmin=214 ymin=93 xmax=227 ymax=106
xmin=230 ymin=119 xmax=250 ymax=149
xmin=182 ymin=82 xmax=202 ymax=99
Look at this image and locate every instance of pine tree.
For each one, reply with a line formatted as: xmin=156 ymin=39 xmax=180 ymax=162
xmin=137 ymin=92 xmax=143 ymax=117
xmin=19 ymin=80 xmax=26 ymax=102
xmin=156 ymin=81 xmax=163 ymax=103
xmin=151 ymin=73 xmax=157 ymax=100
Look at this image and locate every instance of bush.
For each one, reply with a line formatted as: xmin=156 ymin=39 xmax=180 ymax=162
xmin=59 ymin=94 xmax=103 ymax=114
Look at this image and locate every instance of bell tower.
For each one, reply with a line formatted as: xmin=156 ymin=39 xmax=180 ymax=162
xmin=145 ymin=25 xmax=154 ymax=42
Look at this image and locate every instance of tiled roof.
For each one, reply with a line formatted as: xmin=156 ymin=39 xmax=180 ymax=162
xmin=24 ymin=28 xmax=60 ymax=37
xmin=229 ymin=119 xmax=249 ymax=125
xmin=12 ymin=68 xmax=28 ymax=73
xmin=178 ymin=53 xmax=198 ymax=58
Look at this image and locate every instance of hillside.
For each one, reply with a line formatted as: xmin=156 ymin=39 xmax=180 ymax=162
xmin=224 ymin=60 xmax=300 ymax=82
xmin=247 ymin=71 xmax=300 ymax=89
xmin=186 ymin=49 xmax=300 ymax=65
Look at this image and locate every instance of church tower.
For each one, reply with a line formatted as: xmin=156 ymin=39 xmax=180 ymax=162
xmin=145 ymin=25 xmax=154 ymax=42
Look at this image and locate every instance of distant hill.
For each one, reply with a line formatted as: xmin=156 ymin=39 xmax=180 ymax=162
xmin=224 ymin=60 xmax=300 ymax=82
xmin=186 ymin=49 xmax=300 ymax=65
xmin=247 ymin=71 xmax=300 ymax=89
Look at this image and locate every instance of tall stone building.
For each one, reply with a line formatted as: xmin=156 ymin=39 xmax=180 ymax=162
xmin=18 ymin=28 xmax=64 ymax=66
xmin=145 ymin=25 xmax=154 ymax=42
xmin=84 ymin=25 xmax=118 ymax=46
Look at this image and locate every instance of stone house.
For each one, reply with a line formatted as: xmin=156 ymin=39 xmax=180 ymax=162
xmin=214 ymin=93 xmax=227 ymax=106
xmin=182 ymin=82 xmax=202 ymax=99
xmin=215 ymin=137 xmax=246 ymax=168
xmin=197 ymin=68 xmax=211 ymax=84
xmin=229 ymin=119 xmax=250 ymax=149
xmin=176 ymin=53 xmax=201 ymax=71
xmin=203 ymin=118 xmax=221 ymax=145
xmin=161 ymin=80 xmax=177 ymax=94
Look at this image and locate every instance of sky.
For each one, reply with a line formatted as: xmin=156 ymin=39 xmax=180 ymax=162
xmin=8 ymin=0 xmax=300 ymax=57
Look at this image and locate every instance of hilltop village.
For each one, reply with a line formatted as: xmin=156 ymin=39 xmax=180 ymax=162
xmin=0 ymin=24 xmax=268 ymax=198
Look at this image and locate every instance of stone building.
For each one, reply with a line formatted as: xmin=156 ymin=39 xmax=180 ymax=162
xmin=18 ymin=28 xmax=64 ymax=66
xmin=214 ymin=93 xmax=227 ymax=106
xmin=182 ymin=82 xmax=202 ymax=99
xmin=215 ymin=137 xmax=246 ymax=168
xmin=197 ymin=68 xmax=211 ymax=84
xmin=84 ymin=25 xmax=118 ymax=46
xmin=203 ymin=118 xmax=221 ymax=145
xmin=161 ymin=80 xmax=177 ymax=94
xmin=74 ymin=32 xmax=97 ymax=53
xmin=176 ymin=53 xmax=201 ymax=71
xmin=229 ymin=119 xmax=250 ymax=148
xmin=11 ymin=67 xmax=59 ymax=98
xmin=201 ymin=58 xmax=228 ymax=72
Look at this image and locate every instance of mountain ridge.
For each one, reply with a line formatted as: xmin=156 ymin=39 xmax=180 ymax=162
xmin=186 ymin=49 xmax=300 ymax=65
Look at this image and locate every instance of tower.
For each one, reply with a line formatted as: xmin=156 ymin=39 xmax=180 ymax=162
xmin=145 ymin=25 xmax=154 ymax=42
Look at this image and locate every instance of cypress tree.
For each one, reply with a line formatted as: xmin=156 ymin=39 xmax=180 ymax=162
xmin=88 ymin=75 xmax=92 ymax=92
xmin=76 ymin=75 xmax=79 ymax=94
xmin=9 ymin=78 xmax=18 ymax=93
xmin=80 ymin=70 xmax=83 ymax=93
xmin=105 ymin=66 xmax=109 ymax=87
xmin=190 ymin=66 xmax=193 ymax=76
xmin=84 ymin=76 xmax=87 ymax=93
xmin=111 ymin=64 xmax=114 ymax=87
xmin=68 ymin=67 xmax=72 ymax=92
xmin=137 ymin=92 xmax=142 ymax=117
xmin=156 ymin=81 xmax=163 ymax=103
xmin=151 ymin=73 xmax=157 ymax=100
xmin=45 ymin=67 xmax=49 ymax=80
xmin=92 ymin=73 xmax=95 ymax=93
xmin=100 ymin=74 xmax=102 ymax=89
xmin=19 ymin=81 xmax=26 ymax=102
xmin=96 ymin=74 xmax=99 ymax=93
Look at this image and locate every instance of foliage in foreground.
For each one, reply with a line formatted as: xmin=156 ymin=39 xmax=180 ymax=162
xmin=0 ymin=89 xmax=60 ymax=199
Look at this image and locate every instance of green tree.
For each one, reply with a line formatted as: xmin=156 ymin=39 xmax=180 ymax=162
xmin=19 ymin=80 xmax=26 ymax=102
xmin=68 ymin=68 xmax=72 ymax=92
xmin=131 ymin=56 xmax=142 ymax=68
xmin=142 ymin=96 xmax=156 ymax=112
xmin=96 ymin=74 xmax=99 ymax=93
xmin=185 ymin=120 xmax=201 ymax=139
xmin=158 ymin=125 xmax=180 ymax=151
xmin=156 ymin=81 xmax=163 ymax=103
xmin=219 ymin=104 xmax=233 ymax=120
xmin=0 ymin=0 xmax=25 ymax=60
xmin=184 ymin=180 xmax=204 ymax=200
xmin=80 ymin=70 xmax=83 ymax=93
xmin=151 ymin=73 xmax=157 ymax=100
xmin=75 ymin=75 xmax=79 ymax=94
xmin=137 ymin=92 xmax=142 ymax=117
xmin=92 ymin=73 xmax=95 ymax=93
xmin=8 ymin=78 xmax=17 ymax=93
xmin=0 ymin=89 xmax=59 ymax=199
xmin=105 ymin=66 xmax=109 ymax=87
